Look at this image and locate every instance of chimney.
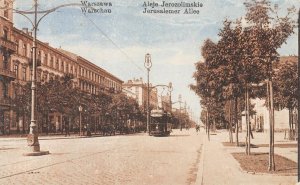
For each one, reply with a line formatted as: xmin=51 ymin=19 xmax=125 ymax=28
xmin=22 ymin=28 xmax=28 ymax=34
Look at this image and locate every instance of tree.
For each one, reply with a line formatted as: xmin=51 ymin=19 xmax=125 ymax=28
xmin=242 ymin=0 xmax=296 ymax=170
xmin=12 ymin=82 xmax=31 ymax=134
xmin=273 ymin=57 xmax=298 ymax=140
xmin=191 ymin=0 xmax=296 ymax=170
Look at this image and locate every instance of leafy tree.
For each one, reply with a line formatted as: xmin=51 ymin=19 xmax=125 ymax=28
xmin=191 ymin=0 xmax=296 ymax=169
xmin=12 ymin=82 xmax=31 ymax=134
xmin=273 ymin=57 xmax=298 ymax=140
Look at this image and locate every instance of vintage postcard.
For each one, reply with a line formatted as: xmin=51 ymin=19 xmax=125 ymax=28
xmin=0 ymin=0 xmax=299 ymax=184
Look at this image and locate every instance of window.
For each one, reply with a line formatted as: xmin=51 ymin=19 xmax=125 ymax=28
xmin=22 ymin=67 xmax=26 ymax=81
xmin=3 ymin=1 xmax=8 ymax=18
xmin=3 ymin=54 xmax=8 ymax=69
xmin=56 ymin=59 xmax=59 ymax=69
xmin=37 ymin=51 xmax=41 ymax=61
xmin=42 ymin=73 xmax=47 ymax=82
xmin=61 ymin=61 xmax=64 ymax=72
xmin=2 ymin=82 xmax=8 ymax=98
xmin=23 ymin=44 xmax=27 ymax=57
xmin=50 ymin=56 xmax=54 ymax=68
xmin=15 ymin=40 xmax=19 ymax=54
xmin=14 ymin=64 xmax=18 ymax=79
xmin=44 ymin=53 xmax=48 ymax=64
xmin=37 ymin=71 xmax=41 ymax=82
xmin=3 ymin=28 xmax=8 ymax=40
xmin=66 ymin=63 xmax=69 ymax=73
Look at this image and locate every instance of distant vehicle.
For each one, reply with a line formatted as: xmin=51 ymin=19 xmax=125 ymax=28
xmin=149 ymin=109 xmax=172 ymax=136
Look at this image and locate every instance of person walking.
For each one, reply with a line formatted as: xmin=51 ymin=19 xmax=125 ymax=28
xmin=249 ymin=122 xmax=254 ymax=139
xmin=196 ymin=125 xmax=200 ymax=133
xmin=65 ymin=121 xmax=70 ymax=137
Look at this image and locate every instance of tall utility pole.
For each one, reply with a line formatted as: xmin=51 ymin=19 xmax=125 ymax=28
xmin=14 ymin=0 xmax=81 ymax=155
xmin=168 ymin=82 xmax=173 ymax=112
xmin=28 ymin=0 xmax=40 ymax=153
xmin=144 ymin=53 xmax=152 ymax=135
xmin=179 ymin=94 xmax=182 ymax=131
xmin=297 ymin=8 xmax=300 ymax=183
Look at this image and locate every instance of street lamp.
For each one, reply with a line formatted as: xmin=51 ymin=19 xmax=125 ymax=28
xmin=79 ymin=105 xmax=83 ymax=136
xmin=144 ymin=53 xmax=152 ymax=134
xmin=14 ymin=0 xmax=82 ymax=156
xmin=297 ymin=8 xmax=300 ymax=183
xmin=168 ymin=82 xmax=173 ymax=112
xmin=177 ymin=94 xmax=184 ymax=131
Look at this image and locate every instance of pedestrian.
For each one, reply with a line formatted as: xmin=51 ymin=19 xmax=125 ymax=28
xmin=87 ymin=123 xmax=91 ymax=136
xmin=249 ymin=122 xmax=254 ymax=139
xmin=196 ymin=125 xmax=200 ymax=133
xmin=65 ymin=122 xmax=70 ymax=137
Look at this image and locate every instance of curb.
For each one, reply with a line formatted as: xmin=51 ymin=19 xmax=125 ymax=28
xmin=243 ymin=169 xmax=297 ymax=176
xmin=224 ymin=148 xmax=297 ymax=177
xmin=194 ymin=132 xmax=205 ymax=185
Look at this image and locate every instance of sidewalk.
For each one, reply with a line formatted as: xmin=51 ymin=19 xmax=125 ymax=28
xmin=195 ymin=130 xmax=297 ymax=185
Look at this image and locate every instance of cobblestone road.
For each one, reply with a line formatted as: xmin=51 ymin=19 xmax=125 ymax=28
xmin=0 ymin=129 xmax=203 ymax=185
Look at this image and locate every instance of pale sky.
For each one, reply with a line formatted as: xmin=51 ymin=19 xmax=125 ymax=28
xmin=13 ymin=0 xmax=300 ymax=123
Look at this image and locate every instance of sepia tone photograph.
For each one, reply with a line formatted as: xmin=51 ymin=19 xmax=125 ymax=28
xmin=0 ymin=0 xmax=299 ymax=184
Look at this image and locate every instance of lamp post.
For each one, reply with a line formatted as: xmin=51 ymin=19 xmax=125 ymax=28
xmin=168 ymin=82 xmax=173 ymax=112
xmin=178 ymin=94 xmax=182 ymax=131
xmin=297 ymin=8 xmax=300 ymax=183
xmin=14 ymin=0 xmax=82 ymax=156
xmin=21 ymin=0 xmax=49 ymax=156
xmin=144 ymin=53 xmax=152 ymax=134
xmin=79 ymin=105 xmax=83 ymax=136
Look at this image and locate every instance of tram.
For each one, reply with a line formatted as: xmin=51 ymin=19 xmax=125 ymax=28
xmin=149 ymin=109 xmax=172 ymax=136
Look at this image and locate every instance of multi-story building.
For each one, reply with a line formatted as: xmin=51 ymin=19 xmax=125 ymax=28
xmin=122 ymin=78 xmax=158 ymax=111
xmin=160 ymin=94 xmax=171 ymax=112
xmin=0 ymin=1 xmax=123 ymax=134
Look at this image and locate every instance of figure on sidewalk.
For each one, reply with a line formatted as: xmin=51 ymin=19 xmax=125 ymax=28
xmin=65 ymin=121 xmax=70 ymax=137
xmin=249 ymin=122 xmax=254 ymax=139
xmin=196 ymin=125 xmax=200 ymax=133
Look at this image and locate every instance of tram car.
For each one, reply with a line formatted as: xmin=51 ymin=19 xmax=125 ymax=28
xmin=149 ymin=109 xmax=172 ymax=136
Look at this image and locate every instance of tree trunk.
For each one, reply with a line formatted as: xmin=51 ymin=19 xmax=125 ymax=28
xmin=289 ymin=108 xmax=292 ymax=140
xmin=16 ymin=110 xmax=20 ymax=134
xmin=235 ymin=97 xmax=239 ymax=146
xmin=22 ymin=113 xmax=25 ymax=134
xmin=268 ymin=79 xmax=275 ymax=171
xmin=46 ymin=113 xmax=49 ymax=135
xmin=245 ymin=86 xmax=251 ymax=155
xmin=228 ymin=100 xmax=233 ymax=143
xmin=207 ymin=109 xmax=210 ymax=141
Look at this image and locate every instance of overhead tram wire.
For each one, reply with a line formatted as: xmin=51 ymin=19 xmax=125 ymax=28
xmin=82 ymin=13 xmax=145 ymax=73
xmin=8 ymin=1 xmax=144 ymax=74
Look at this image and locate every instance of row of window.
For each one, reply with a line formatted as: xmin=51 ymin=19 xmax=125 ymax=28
xmin=13 ymin=64 xmax=27 ymax=81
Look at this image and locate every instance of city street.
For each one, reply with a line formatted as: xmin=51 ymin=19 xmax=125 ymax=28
xmin=0 ymin=129 xmax=203 ymax=185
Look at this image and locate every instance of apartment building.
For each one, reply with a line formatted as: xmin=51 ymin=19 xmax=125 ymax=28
xmin=122 ymin=78 xmax=158 ymax=111
xmin=0 ymin=0 xmax=123 ymax=134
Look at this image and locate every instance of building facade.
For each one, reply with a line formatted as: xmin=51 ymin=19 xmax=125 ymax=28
xmin=0 ymin=1 xmax=123 ymax=134
xmin=122 ymin=78 xmax=158 ymax=111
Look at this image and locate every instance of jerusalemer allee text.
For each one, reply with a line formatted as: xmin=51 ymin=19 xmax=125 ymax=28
xmin=142 ymin=1 xmax=203 ymax=14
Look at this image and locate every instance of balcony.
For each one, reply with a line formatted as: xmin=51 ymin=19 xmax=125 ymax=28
xmin=77 ymin=75 xmax=98 ymax=85
xmin=0 ymin=37 xmax=17 ymax=52
xmin=0 ymin=68 xmax=16 ymax=79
